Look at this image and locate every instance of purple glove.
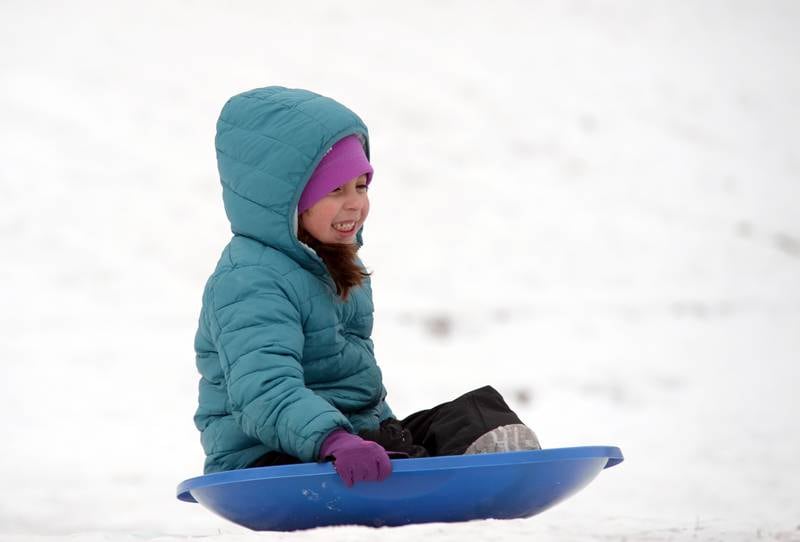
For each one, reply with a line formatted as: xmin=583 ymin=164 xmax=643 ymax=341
xmin=319 ymin=429 xmax=392 ymax=487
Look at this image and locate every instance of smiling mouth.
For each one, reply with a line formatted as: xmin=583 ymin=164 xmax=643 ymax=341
xmin=332 ymin=221 xmax=358 ymax=233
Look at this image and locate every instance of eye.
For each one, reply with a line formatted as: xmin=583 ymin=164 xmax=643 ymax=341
xmin=357 ymin=184 xmax=369 ymax=192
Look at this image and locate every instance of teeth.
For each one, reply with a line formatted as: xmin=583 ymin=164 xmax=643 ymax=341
xmin=333 ymin=222 xmax=356 ymax=232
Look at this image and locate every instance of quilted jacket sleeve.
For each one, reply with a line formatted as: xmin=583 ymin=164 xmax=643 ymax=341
xmin=210 ymin=264 xmax=352 ymax=462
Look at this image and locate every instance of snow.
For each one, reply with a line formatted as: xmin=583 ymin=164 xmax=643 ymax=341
xmin=1 ymin=1 xmax=799 ymax=540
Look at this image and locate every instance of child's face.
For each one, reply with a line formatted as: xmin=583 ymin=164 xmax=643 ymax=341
xmin=300 ymin=175 xmax=370 ymax=244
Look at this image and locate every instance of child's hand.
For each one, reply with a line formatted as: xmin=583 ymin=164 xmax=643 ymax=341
xmin=320 ymin=429 xmax=392 ymax=487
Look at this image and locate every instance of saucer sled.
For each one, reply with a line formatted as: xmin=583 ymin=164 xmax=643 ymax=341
xmin=177 ymin=445 xmax=623 ymax=531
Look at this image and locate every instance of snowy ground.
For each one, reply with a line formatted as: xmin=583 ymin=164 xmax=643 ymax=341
xmin=2 ymin=1 xmax=799 ymax=540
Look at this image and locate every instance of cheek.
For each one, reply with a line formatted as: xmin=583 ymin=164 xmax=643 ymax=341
xmin=301 ymin=211 xmax=325 ymax=235
xmin=304 ymin=201 xmax=338 ymax=226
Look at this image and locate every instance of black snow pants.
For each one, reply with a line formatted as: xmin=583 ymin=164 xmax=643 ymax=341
xmin=248 ymin=385 xmax=525 ymax=468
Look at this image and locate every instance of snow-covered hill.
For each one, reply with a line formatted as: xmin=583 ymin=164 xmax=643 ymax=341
xmin=1 ymin=1 xmax=798 ymax=540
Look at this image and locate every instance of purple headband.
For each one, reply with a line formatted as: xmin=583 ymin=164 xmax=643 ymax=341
xmin=298 ymin=134 xmax=373 ymax=214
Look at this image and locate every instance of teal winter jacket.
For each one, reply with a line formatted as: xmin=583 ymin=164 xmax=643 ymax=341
xmin=193 ymin=87 xmax=393 ymax=474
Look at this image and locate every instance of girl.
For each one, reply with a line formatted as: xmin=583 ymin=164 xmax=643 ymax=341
xmin=193 ymin=86 xmax=539 ymax=487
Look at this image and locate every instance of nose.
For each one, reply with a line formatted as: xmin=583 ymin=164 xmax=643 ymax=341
xmin=344 ymin=191 xmax=365 ymax=210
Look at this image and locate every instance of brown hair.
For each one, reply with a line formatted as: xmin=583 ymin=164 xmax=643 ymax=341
xmin=298 ymin=223 xmax=371 ymax=301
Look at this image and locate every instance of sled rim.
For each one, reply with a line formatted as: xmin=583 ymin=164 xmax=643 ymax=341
xmin=177 ymin=445 xmax=623 ymax=503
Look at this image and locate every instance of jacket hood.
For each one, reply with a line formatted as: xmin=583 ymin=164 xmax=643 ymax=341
xmin=215 ymin=86 xmax=371 ymax=279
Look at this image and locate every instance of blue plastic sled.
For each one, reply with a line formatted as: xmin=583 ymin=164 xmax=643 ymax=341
xmin=176 ymin=445 xmax=623 ymax=531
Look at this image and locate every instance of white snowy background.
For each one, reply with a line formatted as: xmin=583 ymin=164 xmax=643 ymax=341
xmin=2 ymin=1 xmax=799 ymax=540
